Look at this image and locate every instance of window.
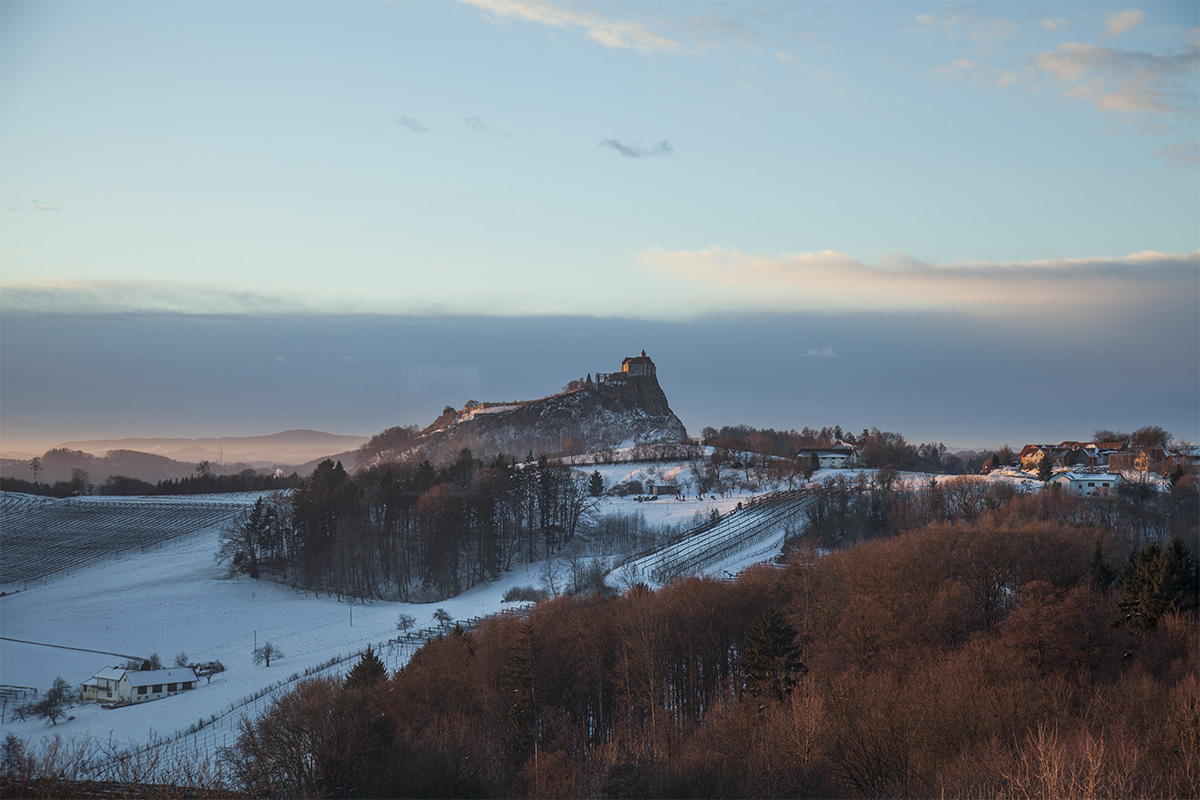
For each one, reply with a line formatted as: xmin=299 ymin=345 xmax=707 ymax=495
xmin=137 ymin=686 xmax=147 ymax=695
xmin=167 ymin=683 xmax=177 ymax=692
xmin=182 ymin=682 xmax=193 ymax=690
xmin=152 ymin=684 xmax=163 ymax=693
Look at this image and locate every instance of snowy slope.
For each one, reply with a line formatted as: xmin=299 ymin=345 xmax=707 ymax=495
xmin=0 ymin=465 xmax=774 ymax=756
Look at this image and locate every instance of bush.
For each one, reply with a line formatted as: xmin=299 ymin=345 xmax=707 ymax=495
xmin=503 ymin=585 xmax=548 ymax=603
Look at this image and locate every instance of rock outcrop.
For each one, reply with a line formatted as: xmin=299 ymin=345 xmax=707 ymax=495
xmin=391 ymin=353 xmax=688 ymax=463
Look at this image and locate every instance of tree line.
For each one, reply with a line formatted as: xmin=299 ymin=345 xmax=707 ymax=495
xmin=216 ymin=480 xmax=1199 ymax=798
xmin=218 ymin=452 xmax=600 ymax=603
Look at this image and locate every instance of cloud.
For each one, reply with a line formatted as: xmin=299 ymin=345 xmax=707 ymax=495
xmin=396 ymin=116 xmax=430 ymax=133
xmin=907 ymin=10 xmax=1016 ymax=53
xmin=459 ymin=0 xmax=682 ymax=53
xmin=1041 ymin=18 xmax=1069 ymax=31
xmin=274 ymin=355 xmax=288 ymax=364
xmin=802 ymin=347 xmax=836 ymax=358
xmin=1152 ymin=139 xmax=1200 ymax=167
xmin=1034 ymin=39 xmax=1198 ymax=114
xmin=340 ymin=355 xmax=365 ymax=364
xmin=34 ymin=205 xmax=61 ymax=212
xmin=0 ymin=279 xmax=320 ymax=315
xmin=1106 ymin=9 xmax=1144 ymax=37
xmin=599 ymin=138 xmax=673 ymax=158
xmin=636 ymin=246 xmax=1200 ymax=316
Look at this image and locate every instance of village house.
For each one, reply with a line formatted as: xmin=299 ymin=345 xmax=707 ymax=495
xmin=82 ymin=666 xmax=199 ymax=704
xmin=1051 ymin=472 xmax=1124 ymax=496
xmin=796 ymin=444 xmax=858 ymax=469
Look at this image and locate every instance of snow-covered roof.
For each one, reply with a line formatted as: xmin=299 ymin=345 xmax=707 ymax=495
xmin=1055 ymin=472 xmax=1122 ymax=482
xmin=123 ymin=667 xmax=197 ymax=687
xmin=87 ymin=666 xmax=127 ymax=683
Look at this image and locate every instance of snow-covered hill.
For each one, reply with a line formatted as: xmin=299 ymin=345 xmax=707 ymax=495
xmin=0 ymin=461 xmax=774 ymax=756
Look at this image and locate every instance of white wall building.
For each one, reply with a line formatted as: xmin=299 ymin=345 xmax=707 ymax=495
xmin=796 ymin=446 xmax=857 ymax=469
xmin=83 ymin=666 xmax=198 ymax=704
xmin=1051 ymin=472 xmax=1123 ymax=496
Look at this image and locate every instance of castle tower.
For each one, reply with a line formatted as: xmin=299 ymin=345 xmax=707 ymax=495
xmin=622 ymin=349 xmax=656 ymax=378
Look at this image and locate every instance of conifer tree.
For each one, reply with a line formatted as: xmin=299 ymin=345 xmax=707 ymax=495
xmin=588 ymin=470 xmax=604 ymax=497
xmin=1088 ymin=536 xmax=1117 ymax=592
xmin=1120 ymin=537 xmax=1199 ymax=631
xmin=502 ymin=623 xmax=540 ymax=755
xmin=345 ymin=646 xmax=387 ymax=688
xmin=740 ymin=607 xmax=806 ymax=702
xmin=1037 ymin=451 xmax=1054 ymax=482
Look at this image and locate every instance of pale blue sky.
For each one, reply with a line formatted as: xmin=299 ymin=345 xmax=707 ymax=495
xmin=1 ymin=1 xmax=1197 ymax=451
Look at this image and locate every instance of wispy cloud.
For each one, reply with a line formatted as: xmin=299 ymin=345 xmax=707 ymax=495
xmin=396 ymin=116 xmax=430 ymax=133
xmin=802 ymin=347 xmax=837 ymax=358
xmin=464 ymin=116 xmax=516 ymax=139
xmin=1034 ymin=39 xmax=1199 ymax=114
xmin=459 ymin=0 xmax=682 ymax=53
xmin=599 ymin=138 xmax=673 ymax=158
xmin=637 ymin=246 xmax=1200 ymax=316
xmin=1152 ymin=139 xmax=1200 ymax=168
xmin=1105 ymin=9 xmax=1144 ymax=37
xmin=907 ymin=10 xmax=1016 ymax=54
xmin=0 ymin=279 xmax=320 ymax=315
xmin=34 ymin=205 xmax=61 ymax=212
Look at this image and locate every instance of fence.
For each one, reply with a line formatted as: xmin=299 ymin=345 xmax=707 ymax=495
xmin=614 ymin=489 xmax=813 ymax=585
xmin=136 ymin=603 xmax=537 ymax=759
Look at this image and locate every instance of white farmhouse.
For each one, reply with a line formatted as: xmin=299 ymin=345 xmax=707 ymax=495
xmin=796 ymin=445 xmax=857 ymax=469
xmin=1051 ymin=472 xmax=1123 ymax=497
xmin=83 ymin=666 xmax=199 ymax=704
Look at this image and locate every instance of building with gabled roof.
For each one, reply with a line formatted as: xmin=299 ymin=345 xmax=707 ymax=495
xmin=82 ymin=666 xmax=199 ymax=704
xmin=1052 ymin=472 xmax=1123 ymax=496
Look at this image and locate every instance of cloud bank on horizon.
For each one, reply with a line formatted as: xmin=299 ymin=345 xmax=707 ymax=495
xmin=3 ymin=249 xmax=1196 ymax=320
xmin=1 ymin=1 xmax=1196 ymax=448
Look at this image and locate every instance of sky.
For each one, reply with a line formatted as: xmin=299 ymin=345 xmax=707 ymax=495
xmin=1 ymin=0 xmax=1197 ymax=454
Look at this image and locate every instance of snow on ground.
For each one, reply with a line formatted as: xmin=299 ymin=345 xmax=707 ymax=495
xmin=5 ymin=458 xmax=1022 ymax=753
xmin=0 ymin=512 xmax=546 ymax=754
xmin=0 ymin=460 xmax=783 ymax=754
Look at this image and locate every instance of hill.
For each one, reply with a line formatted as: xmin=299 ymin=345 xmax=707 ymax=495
xmin=371 ymin=351 xmax=688 ymax=465
xmin=0 ymin=430 xmax=367 ymax=486
xmin=51 ymin=429 xmax=368 ymax=466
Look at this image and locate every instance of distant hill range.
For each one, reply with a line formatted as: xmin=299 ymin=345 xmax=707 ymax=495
xmin=2 ymin=353 xmax=689 ymax=486
xmin=364 ymin=351 xmax=689 ymax=465
xmin=0 ymin=430 xmax=367 ymax=486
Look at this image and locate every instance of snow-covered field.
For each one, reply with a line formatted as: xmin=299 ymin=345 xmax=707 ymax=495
xmin=1 ymin=459 xmax=1071 ymax=757
xmin=0 ymin=462 xmax=772 ymax=756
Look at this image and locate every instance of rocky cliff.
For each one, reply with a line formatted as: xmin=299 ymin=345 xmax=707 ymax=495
xmin=389 ymin=358 xmax=688 ymax=464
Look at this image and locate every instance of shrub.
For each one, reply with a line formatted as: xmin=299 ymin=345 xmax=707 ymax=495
xmin=503 ymin=585 xmax=548 ymax=603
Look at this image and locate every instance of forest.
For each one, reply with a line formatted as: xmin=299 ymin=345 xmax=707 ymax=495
xmin=217 ymin=453 xmax=605 ymax=603
xmin=209 ymin=478 xmax=1199 ymax=799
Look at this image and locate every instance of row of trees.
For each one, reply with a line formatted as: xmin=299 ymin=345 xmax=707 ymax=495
xmin=219 ymin=490 xmax=1199 ymax=797
xmin=3 ymin=466 xmax=301 ymax=498
xmin=698 ymin=424 xmax=993 ymax=474
xmin=219 ymin=452 xmax=601 ymax=602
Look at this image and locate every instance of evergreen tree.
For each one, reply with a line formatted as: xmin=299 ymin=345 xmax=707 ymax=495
xmin=502 ymin=623 xmax=540 ymax=755
xmin=1088 ymin=536 xmax=1117 ymax=592
xmin=345 ymin=646 xmax=387 ymax=688
xmin=1120 ymin=537 xmax=1199 ymax=631
xmin=588 ymin=470 xmax=604 ymax=497
xmin=740 ymin=607 xmax=806 ymax=702
xmin=1037 ymin=451 xmax=1054 ymax=482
